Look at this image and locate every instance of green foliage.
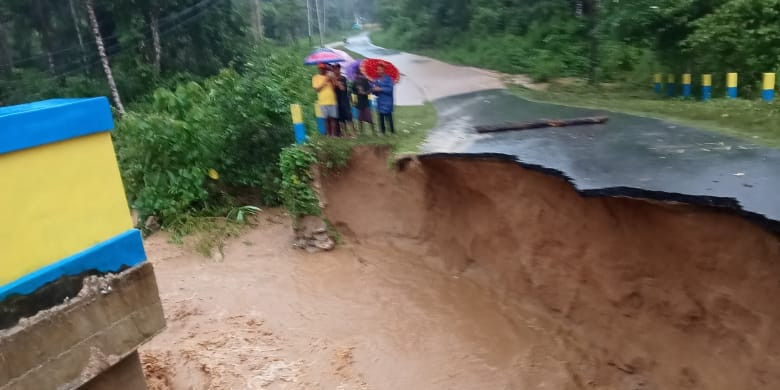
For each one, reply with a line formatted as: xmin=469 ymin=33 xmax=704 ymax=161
xmin=115 ymin=44 xmax=315 ymax=225
xmin=115 ymin=82 xmax=220 ymax=223
xmin=0 ymin=0 xmax=250 ymax=105
xmin=375 ymin=0 xmax=780 ymax=88
xmin=279 ymin=146 xmax=321 ymax=220
xmin=686 ymin=0 xmax=780 ymax=95
xmin=227 ymin=205 xmax=262 ymax=224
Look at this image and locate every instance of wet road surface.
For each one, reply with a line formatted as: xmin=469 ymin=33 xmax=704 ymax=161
xmin=346 ymin=35 xmax=780 ymax=228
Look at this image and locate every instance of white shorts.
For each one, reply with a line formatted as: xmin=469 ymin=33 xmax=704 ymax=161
xmin=320 ymin=105 xmax=338 ymax=119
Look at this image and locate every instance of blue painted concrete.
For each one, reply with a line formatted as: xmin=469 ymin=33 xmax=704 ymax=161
xmin=702 ymin=86 xmax=712 ymax=101
xmin=294 ymin=123 xmax=307 ymax=144
xmin=0 ymin=97 xmax=115 ymax=155
xmin=0 ymin=229 xmax=147 ymax=300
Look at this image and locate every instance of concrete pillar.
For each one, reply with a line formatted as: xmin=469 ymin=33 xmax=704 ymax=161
xmin=80 ymin=352 xmax=147 ymax=390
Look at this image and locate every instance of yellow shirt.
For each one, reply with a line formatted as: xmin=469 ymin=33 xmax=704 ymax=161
xmin=312 ymin=74 xmax=336 ymax=106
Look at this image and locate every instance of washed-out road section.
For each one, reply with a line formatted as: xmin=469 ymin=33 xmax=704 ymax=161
xmin=345 ymin=33 xmax=780 ymax=230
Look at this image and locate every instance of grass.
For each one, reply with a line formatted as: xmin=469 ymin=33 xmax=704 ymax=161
xmin=512 ymin=83 xmax=780 ymax=148
xmin=164 ymin=205 xmax=259 ymax=258
xmin=305 ymin=102 xmax=438 ymax=170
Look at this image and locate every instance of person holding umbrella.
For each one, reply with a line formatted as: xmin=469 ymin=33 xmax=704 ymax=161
xmin=333 ymin=63 xmax=355 ymax=137
xmin=352 ymin=68 xmax=375 ymax=134
xmin=312 ymin=63 xmax=339 ymax=136
xmin=372 ymin=64 xmax=395 ymax=135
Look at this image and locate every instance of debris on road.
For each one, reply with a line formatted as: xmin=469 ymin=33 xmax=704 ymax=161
xmin=475 ymin=116 xmax=609 ymax=133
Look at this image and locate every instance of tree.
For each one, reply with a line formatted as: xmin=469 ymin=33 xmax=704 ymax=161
xmin=86 ymin=0 xmax=125 ymax=114
xmin=149 ymin=0 xmax=162 ymax=73
xmin=68 ymin=0 xmax=88 ymax=69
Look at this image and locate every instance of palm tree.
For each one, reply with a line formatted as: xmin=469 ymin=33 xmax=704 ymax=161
xmin=85 ymin=0 xmax=125 ymax=115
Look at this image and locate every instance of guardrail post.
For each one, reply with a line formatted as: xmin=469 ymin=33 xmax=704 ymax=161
xmin=667 ymin=74 xmax=676 ymax=97
xmin=290 ymin=104 xmax=307 ymax=144
xmin=682 ymin=73 xmax=691 ymax=98
xmin=654 ymin=73 xmax=662 ymax=94
xmin=702 ymin=74 xmax=712 ymax=101
xmin=727 ymin=72 xmax=738 ymax=99
xmin=763 ymin=73 xmax=775 ymax=102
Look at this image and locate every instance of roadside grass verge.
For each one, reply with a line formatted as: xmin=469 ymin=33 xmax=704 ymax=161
xmin=309 ymin=102 xmax=438 ymax=169
xmin=512 ymin=84 xmax=780 ymax=148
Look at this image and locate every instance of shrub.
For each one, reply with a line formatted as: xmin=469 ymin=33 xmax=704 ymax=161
xmin=114 ymin=45 xmax=315 ymax=224
xmin=278 ymin=146 xmax=321 ymax=221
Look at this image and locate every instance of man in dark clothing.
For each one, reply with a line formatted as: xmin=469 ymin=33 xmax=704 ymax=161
xmin=372 ymin=64 xmax=395 ymax=135
xmin=333 ymin=64 xmax=354 ymax=137
xmin=352 ymin=68 xmax=375 ymax=134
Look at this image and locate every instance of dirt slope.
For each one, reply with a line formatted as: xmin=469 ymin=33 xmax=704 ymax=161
xmin=322 ymin=146 xmax=780 ymax=389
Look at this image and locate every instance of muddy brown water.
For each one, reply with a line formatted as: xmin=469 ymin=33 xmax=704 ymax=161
xmin=142 ymin=146 xmax=780 ymax=390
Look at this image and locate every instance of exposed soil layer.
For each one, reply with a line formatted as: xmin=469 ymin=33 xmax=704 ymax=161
xmin=322 ymin=146 xmax=780 ymax=390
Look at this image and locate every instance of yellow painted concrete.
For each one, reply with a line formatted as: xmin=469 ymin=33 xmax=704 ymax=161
xmin=0 ymin=132 xmax=132 ymax=285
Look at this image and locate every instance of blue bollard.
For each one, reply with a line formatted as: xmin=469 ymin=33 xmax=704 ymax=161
xmin=682 ymin=73 xmax=691 ymax=98
xmin=702 ymin=74 xmax=712 ymax=101
xmin=726 ymin=73 xmax=738 ymax=99
xmin=666 ymin=74 xmax=675 ymax=97
xmin=762 ymin=73 xmax=775 ymax=102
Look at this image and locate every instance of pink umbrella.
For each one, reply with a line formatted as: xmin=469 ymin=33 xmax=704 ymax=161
xmin=304 ymin=48 xmax=346 ymax=65
xmin=329 ymin=48 xmax=355 ymax=63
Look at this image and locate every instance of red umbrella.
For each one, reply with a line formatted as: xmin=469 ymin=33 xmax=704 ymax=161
xmin=360 ymin=58 xmax=401 ymax=83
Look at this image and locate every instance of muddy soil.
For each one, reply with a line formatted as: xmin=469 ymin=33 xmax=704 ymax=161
xmin=142 ymin=146 xmax=780 ymax=389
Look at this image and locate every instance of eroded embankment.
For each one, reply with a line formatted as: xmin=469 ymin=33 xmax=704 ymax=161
xmin=322 ymin=146 xmax=780 ymax=390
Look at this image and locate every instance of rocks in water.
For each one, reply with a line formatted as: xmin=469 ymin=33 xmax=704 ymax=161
xmin=293 ymin=216 xmax=335 ymax=252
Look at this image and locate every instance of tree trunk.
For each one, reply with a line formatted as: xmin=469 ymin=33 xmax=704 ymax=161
xmin=149 ymin=0 xmax=161 ymax=74
xmin=34 ymin=0 xmax=56 ymax=74
xmin=306 ymin=0 xmax=313 ymax=46
xmin=68 ymin=0 xmax=88 ymax=69
xmin=86 ymin=0 xmax=125 ymax=115
xmin=254 ymin=0 xmax=263 ymax=40
xmin=315 ymin=0 xmax=324 ymax=46
xmin=0 ymin=21 xmax=13 ymax=73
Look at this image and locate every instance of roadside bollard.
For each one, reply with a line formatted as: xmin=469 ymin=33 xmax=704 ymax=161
xmin=702 ymin=74 xmax=712 ymax=101
xmin=763 ymin=73 xmax=775 ymax=102
xmin=654 ymin=73 xmax=662 ymax=94
xmin=682 ymin=73 xmax=691 ymax=98
xmin=314 ymin=104 xmax=326 ymax=135
xmin=667 ymin=74 xmax=676 ymax=97
xmin=290 ymin=104 xmax=306 ymax=144
xmin=727 ymin=72 xmax=738 ymax=99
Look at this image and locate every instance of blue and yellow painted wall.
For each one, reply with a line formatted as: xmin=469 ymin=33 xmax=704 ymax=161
xmin=0 ymin=97 xmax=145 ymax=300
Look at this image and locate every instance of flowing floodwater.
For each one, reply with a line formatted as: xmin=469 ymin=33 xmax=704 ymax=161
xmin=141 ymin=147 xmax=780 ymax=390
xmin=141 ymin=208 xmax=581 ymax=390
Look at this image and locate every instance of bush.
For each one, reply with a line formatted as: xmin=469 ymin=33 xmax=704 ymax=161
xmin=115 ymin=84 xmax=221 ymax=223
xmin=278 ymin=146 xmax=321 ymax=221
xmin=114 ymin=44 xmax=316 ymax=225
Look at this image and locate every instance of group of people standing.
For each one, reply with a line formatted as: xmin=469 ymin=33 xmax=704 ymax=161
xmin=311 ymin=62 xmax=395 ymax=137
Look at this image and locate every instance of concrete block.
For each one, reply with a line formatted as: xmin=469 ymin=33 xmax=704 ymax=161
xmin=0 ymin=263 xmax=165 ymax=390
